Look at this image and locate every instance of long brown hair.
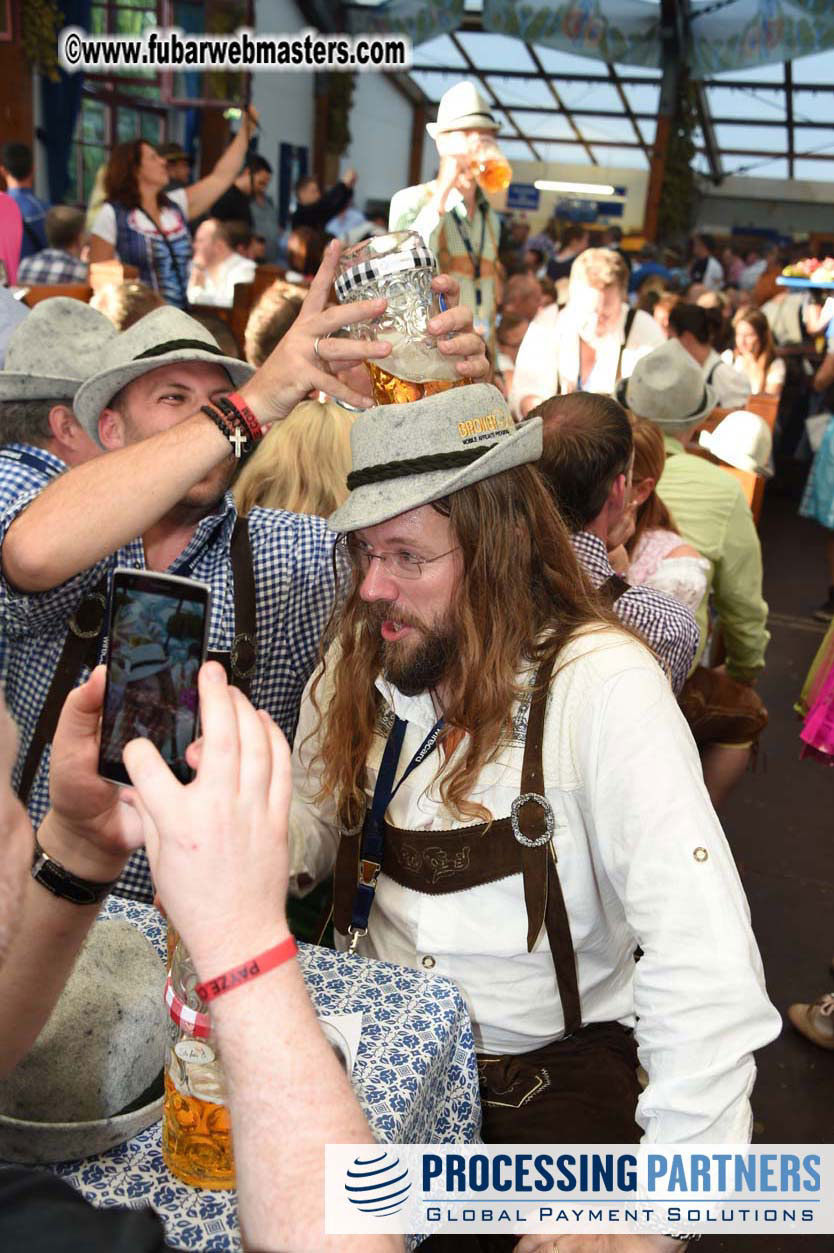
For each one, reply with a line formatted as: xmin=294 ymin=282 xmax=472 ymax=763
xmin=626 ymin=417 xmax=678 ymax=556
xmin=733 ymin=304 xmax=775 ymax=388
xmin=104 ymin=140 xmax=150 ymax=209
xmin=308 ymin=464 xmax=633 ymax=825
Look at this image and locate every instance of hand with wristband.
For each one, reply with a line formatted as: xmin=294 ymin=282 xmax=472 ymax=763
xmin=122 ymin=663 xmax=400 ymax=1253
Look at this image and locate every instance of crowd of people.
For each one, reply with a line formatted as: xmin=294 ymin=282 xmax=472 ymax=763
xmin=0 ymin=73 xmax=832 ymax=1252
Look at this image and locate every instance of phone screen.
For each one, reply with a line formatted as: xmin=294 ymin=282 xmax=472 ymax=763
xmin=98 ymin=569 xmax=211 ymax=786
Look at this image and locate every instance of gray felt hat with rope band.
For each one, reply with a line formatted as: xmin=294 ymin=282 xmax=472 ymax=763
xmin=0 ymin=298 xmax=117 ymax=401
xmin=73 ymin=306 xmax=254 ymax=444
xmin=327 ymin=383 xmax=542 ymax=534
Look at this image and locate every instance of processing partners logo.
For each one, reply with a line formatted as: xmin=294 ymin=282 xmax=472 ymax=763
xmin=345 ymin=1149 xmax=413 ymax=1217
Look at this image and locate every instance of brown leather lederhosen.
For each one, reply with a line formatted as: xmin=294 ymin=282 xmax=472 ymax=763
xmin=333 ymin=655 xmax=582 ymax=1038
xmin=17 ymin=517 xmax=256 ymax=805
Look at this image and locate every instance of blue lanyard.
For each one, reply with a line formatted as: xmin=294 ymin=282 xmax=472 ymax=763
xmin=0 ymin=447 xmax=64 ymax=479
xmin=348 ymin=715 xmax=445 ymax=948
xmin=451 ymin=202 xmax=487 ymax=309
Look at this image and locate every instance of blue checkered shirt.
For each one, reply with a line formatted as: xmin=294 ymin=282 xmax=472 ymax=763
xmin=0 ymin=444 xmax=68 ymax=686
xmin=17 ymin=249 xmax=88 ymax=286
xmin=571 ymin=530 xmax=698 ymax=694
xmin=0 ymin=489 xmax=341 ymax=901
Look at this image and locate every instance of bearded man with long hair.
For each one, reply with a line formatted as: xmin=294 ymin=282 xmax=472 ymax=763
xmin=289 ymin=383 xmax=779 ymax=1253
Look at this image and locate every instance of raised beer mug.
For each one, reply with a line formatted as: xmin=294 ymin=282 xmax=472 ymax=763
xmin=469 ymin=136 xmax=512 ymax=195
xmin=334 ymin=230 xmax=468 ymax=405
xmin=162 ymin=934 xmax=235 ymax=1189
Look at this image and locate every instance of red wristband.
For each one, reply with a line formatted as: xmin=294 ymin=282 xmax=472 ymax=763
xmin=195 ymin=936 xmax=298 ymax=1003
xmin=227 ymin=390 xmax=266 ymax=442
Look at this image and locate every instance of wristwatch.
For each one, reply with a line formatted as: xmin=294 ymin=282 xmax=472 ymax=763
xmin=31 ymin=835 xmax=121 ymax=906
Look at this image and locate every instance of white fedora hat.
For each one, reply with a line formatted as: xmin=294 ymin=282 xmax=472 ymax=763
xmin=0 ymin=298 xmax=116 ymax=401
xmin=426 ymin=81 xmax=499 ymax=138
xmin=622 ymin=338 xmax=717 ymax=428
xmin=74 ymin=305 xmax=253 ymax=443
xmin=328 ymin=383 xmax=541 ymax=533
xmin=699 ymin=410 xmax=773 ymax=477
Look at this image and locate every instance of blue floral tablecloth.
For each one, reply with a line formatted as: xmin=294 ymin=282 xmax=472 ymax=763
xmin=45 ymin=898 xmax=480 ymax=1251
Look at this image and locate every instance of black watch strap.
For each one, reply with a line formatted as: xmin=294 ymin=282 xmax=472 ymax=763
xmin=31 ymin=836 xmax=120 ymax=906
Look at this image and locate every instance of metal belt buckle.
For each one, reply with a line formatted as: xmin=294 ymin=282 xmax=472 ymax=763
xmin=347 ymin=925 xmax=367 ymax=955
xmin=230 ymin=631 xmax=257 ymax=679
xmin=68 ymin=592 xmax=107 ymax=640
xmin=510 ymin=792 xmax=555 ymax=848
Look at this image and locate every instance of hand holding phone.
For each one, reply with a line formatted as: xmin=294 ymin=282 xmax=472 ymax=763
xmin=98 ymin=570 xmax=211 ymax=786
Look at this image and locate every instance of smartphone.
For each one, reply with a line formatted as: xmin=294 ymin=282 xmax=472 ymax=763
xmin=98 ymin=569 xmax=211 ymax=786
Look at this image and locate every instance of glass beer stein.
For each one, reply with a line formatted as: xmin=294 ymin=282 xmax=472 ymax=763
xmin=162 ymin=935 xmax=235 ymax=1189
xmin=334 ymin=230 xmax=469 ymax=405
xmin=469 ymin=136 xmax=513 ymax=195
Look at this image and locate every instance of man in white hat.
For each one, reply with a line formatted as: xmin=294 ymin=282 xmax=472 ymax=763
xmin=623 ymin=340 xmax=769 ymax=806
xmin=0 ymin=297 xmax=113 ymax=509
xmin=0 ymin=244 xmax=487 ymax=902
xmin=0 ymin=298 xmax=115 ymax=689
xmin=390 ymin=81 xmax=504 ymax=349
xmin=285 ymin=382 xmax=779 ymax=1249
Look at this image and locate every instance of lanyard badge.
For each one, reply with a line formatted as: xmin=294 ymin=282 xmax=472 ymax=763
xmin=347 ymin=715 xmax=445 ymax=953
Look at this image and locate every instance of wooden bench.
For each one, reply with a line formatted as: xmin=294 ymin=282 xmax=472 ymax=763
xmin=21 ymin=283 xmax=92 ymax=307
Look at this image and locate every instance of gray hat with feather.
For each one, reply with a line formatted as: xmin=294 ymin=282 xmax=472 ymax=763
xmin=74 ymin=305 xmax=254 ymax=443
xmin=0 ymin=298 xmax=117 ymax=401
xmin=328 ymin=383 xmax=542 ymax=533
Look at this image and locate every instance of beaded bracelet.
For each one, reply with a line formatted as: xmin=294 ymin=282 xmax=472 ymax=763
xmin=220 ymin=391 xmax=265 ymax=445
xmin=201 ymin=404 xmax=251 ymax=460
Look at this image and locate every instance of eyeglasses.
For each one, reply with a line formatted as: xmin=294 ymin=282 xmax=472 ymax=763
xmin=340 ymin=535 xmax=459 ymax=581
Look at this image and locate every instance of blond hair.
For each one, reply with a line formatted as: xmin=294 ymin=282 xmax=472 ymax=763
xmin=569 ymin=247 xmax=628 ymax=298
xmin=233 ymin=400 xmax=355 ymax=517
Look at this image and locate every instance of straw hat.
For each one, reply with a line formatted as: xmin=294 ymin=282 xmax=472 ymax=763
xmin=426 ymin=81 xmax=499 ymax=138
xmin=0 ymin=298 xmax=116 ymax=401
xmin=699 ymin=410 xmax=773 ymax=477
xmin=74 ymin=305 xmax=254 ymax=442
xmin=620 ymin=339 xmax=717 ymax=428
xmin=328 ymin=383 xmax=541 ymax=533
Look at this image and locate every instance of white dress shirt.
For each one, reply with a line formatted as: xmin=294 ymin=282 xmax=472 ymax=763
xmin=509 ymin=302 xmax=665 ymax=417
xmin=289 ymin=628 xmax=780 ymax=1144
xmin=187 ymin=251 xmax=255 ymax=308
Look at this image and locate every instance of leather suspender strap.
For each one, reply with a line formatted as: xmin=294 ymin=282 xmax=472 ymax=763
xmin=598 ymin=572 xmax=630 ymax=607
xmin=18 ymin=579 xmax=108 ymax=805
xmin=516 ymin=655 xmax=582 ymax=1037
xmin=615 ymin=306 xmax=637 ymax=384
xmin=207 ymin=516 xmax=257 ymax=697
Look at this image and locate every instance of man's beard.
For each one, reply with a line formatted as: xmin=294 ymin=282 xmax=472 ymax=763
xmin=366 ymin=606 xmax=457 ymax=697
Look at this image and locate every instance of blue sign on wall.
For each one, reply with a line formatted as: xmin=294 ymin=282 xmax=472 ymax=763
xmin=506 ymin=183 xmax=541 ymax=211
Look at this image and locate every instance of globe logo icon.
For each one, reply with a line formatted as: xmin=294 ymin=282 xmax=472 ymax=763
xmin=344 ymin=1149 xmax=412 ymax=1216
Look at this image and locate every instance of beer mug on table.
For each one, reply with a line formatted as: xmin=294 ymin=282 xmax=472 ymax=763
xmin=334 ymin=230 xmax=468 ymax=405
xmin=162 ymin=933 xmax=235 ymax=1189
xmin=468 ymin=135 xmax=512 ymax=195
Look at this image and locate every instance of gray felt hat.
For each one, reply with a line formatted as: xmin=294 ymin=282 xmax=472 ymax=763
xmin=328 ymin=383 xmax=542 ymax=533
xmin=0 ymin=298 xmax=117 ymax=402
xmin=620 ymin=338 xmax=717 ymax=428
xmin=74 ymin=305 xmax=254 ymax=443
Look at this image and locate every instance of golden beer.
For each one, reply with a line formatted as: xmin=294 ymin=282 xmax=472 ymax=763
xmin=366 ymin=359 xmax=470 ymax=405
xmin=162 ymin=1071 xmax=235 ymax=1190
xmin=472 ymin=155 xmax=513 ymax=195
